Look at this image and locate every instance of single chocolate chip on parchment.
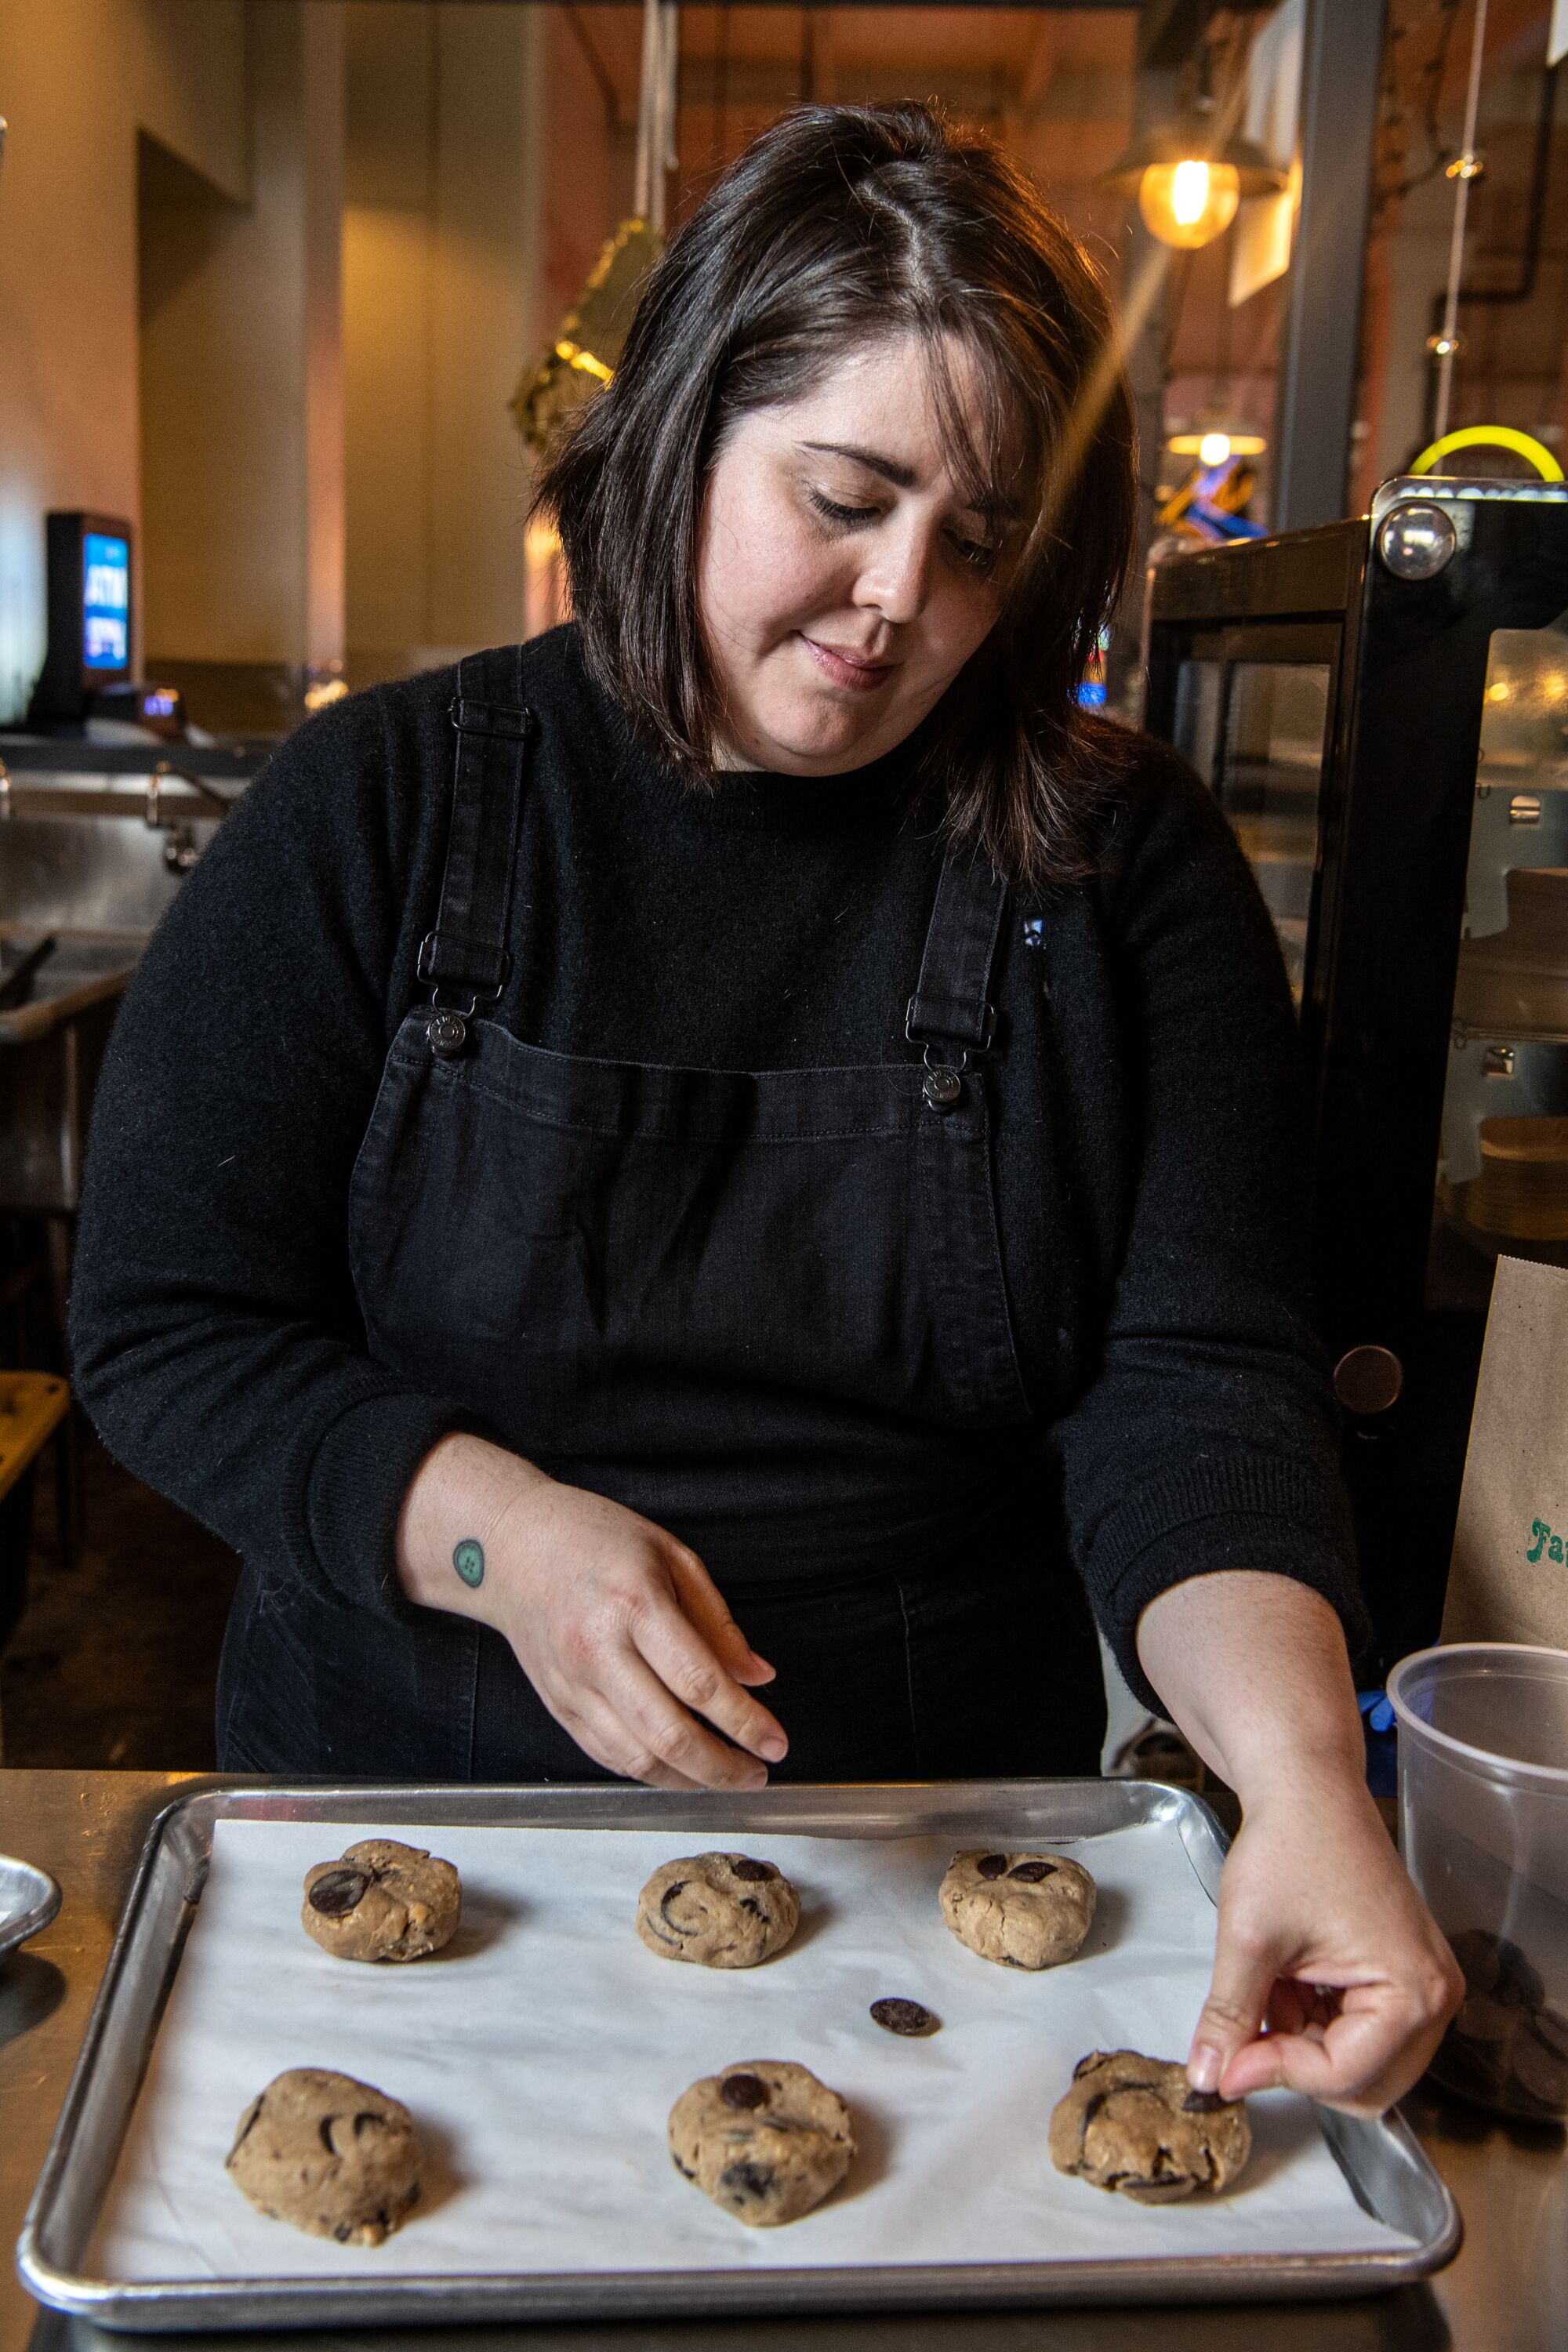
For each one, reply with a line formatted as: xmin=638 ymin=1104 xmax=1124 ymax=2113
xmin=307 ymin=1867 xmax=371 ymax=1918
xmin=870 ymin=1996 xmax=939 ymax=2037
xmin=720 ymin=2072 xmax=770 ymax=2111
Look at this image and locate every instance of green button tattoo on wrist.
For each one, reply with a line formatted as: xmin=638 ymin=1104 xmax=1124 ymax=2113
xmin=453 ymin=1539 xmax=485 ymax=1588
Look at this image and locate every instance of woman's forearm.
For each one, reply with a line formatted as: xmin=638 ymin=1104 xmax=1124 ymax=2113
xmin=1134 ymin=1570 xmax=1365 ymax=1802
xmin=395 ymin=1432 xmax=553 ymax=1619
xmin=1138 ymin=1570 xmax=1460 ymax=2110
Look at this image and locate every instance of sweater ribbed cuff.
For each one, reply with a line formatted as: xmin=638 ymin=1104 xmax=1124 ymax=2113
xmin=1086 ymin=1457 xmax=1371 ymax=1719
xmin=288 ymin=1385 xmax=469 ymax=1623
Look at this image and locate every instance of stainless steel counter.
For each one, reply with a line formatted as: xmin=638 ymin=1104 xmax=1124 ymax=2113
xmin=2 ymin=1770 xmax=1563 ymax=2352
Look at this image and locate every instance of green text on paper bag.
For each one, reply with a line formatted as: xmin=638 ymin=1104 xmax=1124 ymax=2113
xmin=1443 ymin=1256 xmax=1568 ymax=1650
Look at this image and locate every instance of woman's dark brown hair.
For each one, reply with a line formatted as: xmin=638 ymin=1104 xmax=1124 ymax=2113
xmin=535 ymin=101 xmax=1137 ymax=888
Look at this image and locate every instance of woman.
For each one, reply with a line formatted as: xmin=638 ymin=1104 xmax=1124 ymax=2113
xmin=70 ymin=103 xmax=1459 ymax=2112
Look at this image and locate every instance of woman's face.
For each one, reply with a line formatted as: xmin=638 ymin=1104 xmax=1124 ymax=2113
xmin=695 ymin=334 xmax=1014 ymax=775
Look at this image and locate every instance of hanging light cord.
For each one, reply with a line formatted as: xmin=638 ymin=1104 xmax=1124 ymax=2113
xmin=1432 ymin=0 xmax=1489 ymax=441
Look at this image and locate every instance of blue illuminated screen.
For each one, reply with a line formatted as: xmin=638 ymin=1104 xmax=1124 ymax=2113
xmin=82 ymin=531 xmax=130 ymax=670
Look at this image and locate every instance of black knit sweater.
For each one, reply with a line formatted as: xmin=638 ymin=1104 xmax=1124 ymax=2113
xmin=68 ymin=624 xmax=1367 ymax=1715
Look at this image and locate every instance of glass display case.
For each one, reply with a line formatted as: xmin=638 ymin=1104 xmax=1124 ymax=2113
xmin=1171 ymin=641 xmax=1335 ymax=1006
xmin=1145 ymin=481 xmax=1568 ymax=1664
xmin=1436 ymin=618 xmax=1568 ymax=1302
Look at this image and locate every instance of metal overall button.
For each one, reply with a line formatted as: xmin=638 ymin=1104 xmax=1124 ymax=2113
xmin=906 ymin=993 xmax=992 ymax=1116
xmin=427 ymin=1009 xmax=469 ymax=1058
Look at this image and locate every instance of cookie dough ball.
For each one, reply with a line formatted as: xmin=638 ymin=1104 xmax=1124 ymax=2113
xmin=669 ymin=2061 xmax=854 ymax=2227
xmin=226 ymin=2067 xmax=421 ymax=2245
xmin=301 ymin=1839 xmax=460 ymax=1962
xmin=636 ymin=1853 xmax=800 ymax=1969
xmin=938 ymin=1849 xmax=1095 ymax=1970
xmin=1049 ymin=2050 xmax=1250 ymax=2204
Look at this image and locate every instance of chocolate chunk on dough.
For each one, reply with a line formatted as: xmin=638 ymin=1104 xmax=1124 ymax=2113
xmin=669 ymin=2060 xmax=855 ymax=2226
xmin=938 ymin=1849 xmax=1096 ymax=1969
xmin=1050 ymin=2051 xmax=1251 ymax=2203
xmin=635 ymin=1853 xmax=800 ymax=1968
xmin=227 ymin=2067 xmax=421 ymax=2245
xmin=301 ymin=1839 xmax=461 ymax=1962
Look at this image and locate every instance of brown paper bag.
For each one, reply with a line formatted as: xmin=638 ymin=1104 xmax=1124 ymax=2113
xmin=1443 ymin=1255 xmax=1568 ymax=1649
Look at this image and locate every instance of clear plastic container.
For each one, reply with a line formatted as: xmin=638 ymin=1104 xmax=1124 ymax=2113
xmin=1387 ymin=1642 xmax=1568 ymax=2119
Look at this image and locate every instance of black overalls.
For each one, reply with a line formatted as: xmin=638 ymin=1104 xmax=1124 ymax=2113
xmin=220 ymin=649 xmax=1103 ymax=1778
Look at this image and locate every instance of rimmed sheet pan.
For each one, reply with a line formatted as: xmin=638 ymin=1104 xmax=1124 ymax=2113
xmin=17 ymin=1780 xmax=1460 ymax=2329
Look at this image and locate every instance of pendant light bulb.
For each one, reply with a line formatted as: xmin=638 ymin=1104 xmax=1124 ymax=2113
xmin=1138 ymin=158 xmax=1240 ymax=250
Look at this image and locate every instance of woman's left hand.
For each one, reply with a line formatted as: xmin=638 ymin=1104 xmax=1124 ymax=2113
xmin=1186 ymin=1768 xmax=1463 ymax=2118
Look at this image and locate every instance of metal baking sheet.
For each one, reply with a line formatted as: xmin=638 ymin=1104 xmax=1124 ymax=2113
xmin=0 ymin=1850 xmax=60 ymax=1966
xmin=18 ymin=1781 xmax=1460 ymax=2329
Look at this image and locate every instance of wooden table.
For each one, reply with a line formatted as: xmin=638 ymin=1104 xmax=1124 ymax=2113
xmin=2 ymin=1770 xmax=1564 ymax=2352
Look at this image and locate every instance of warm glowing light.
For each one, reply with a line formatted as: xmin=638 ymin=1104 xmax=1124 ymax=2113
xmin=303 ymin=677 xmax=347 ymax=713
xmin=1198 ymin=431 xmax=1232 ymax=467
xmin=1543 ymin=674 xmax=1566 ymax=703
xmin=1167 ymin=432 xmax=1266 ymax=459
xmin=554 ymin=338 xmax=613 ymax=384
xmin=1138 ymin=158 xmax=1240 ymax=250
xmin=525 ymin=521 xmax=563 ymax=564
xmin=1172 ymin=160 xmax=1209 ymax=224
xmin=1486 ymin=681 xmax=1511 ymax=703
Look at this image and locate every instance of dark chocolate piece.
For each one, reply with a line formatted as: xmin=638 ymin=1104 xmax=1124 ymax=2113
xmin=730 ymin=1857 xmax=775 ymax=1882
xmin=720 ymin=2072 xmax=769 ymax=2111
xmin=1512 ymin=2033 xmax=1568 ymax=2113
xmin=1182 ymin=2089 xmax=1225 ymax=2113
xmin=1456 ymin=1992 xmax=1515 ymax=2045
xmin=869 ymin=1996 xmax=938 ymax=2037
xmin=1530 ymin=2005 xmax=1568 ymax=2059
xmin=1448 ymin=1927 xmax=1501 ymax=1994
xmin=659 ymin=1882 xmax=692 ymax=1933
xmin=307 ymin=1867 xmax=371 ymax=1918
xmin=976 ymin=1853 xmax=1009 ymax=1879
xmin=1007 ymin=1858 xmax=1057 ymax=1882
xmin=1494 ymin=1937 xmax=1546 ymax=2010
xmin=718 ymin=2159 xmax=775 ymax=2201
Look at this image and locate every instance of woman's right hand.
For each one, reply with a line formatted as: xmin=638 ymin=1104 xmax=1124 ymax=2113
xmin=396 ymin=1432 xmax=787 ymax=1789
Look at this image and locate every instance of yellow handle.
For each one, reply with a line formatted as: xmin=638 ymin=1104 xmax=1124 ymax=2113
xmin=1410 ymin=426 xmax=1565 ymax=482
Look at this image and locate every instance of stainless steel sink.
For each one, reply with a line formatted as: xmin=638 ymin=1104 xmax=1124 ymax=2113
xmin=0 ymin=751 xmax=256 ymax=1210
xmin=0 ymin=771 xmax=230 ymax=938
xmin=0 ymin=930 xmax=142 ymax=1212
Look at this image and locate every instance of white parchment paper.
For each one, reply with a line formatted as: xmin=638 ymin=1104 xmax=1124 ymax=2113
xmin=89 ymin=1817 xmax=1415 ymax=2281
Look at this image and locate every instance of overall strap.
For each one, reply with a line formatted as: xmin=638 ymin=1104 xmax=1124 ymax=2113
xmin=905 ymin=851 xmax=1008 ymax=1062
xmin=418 ymin=644 xmax=534 ymax=1007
